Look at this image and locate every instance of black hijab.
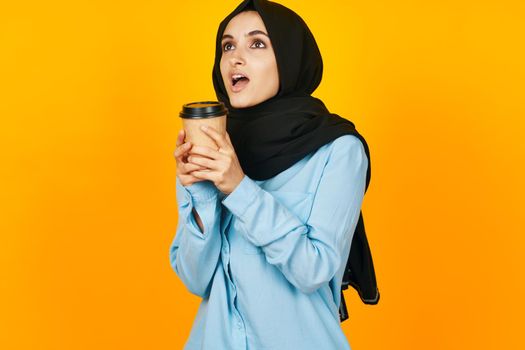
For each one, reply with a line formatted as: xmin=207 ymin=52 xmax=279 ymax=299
xmin=212 ymin=0 xmax=379 ymax=321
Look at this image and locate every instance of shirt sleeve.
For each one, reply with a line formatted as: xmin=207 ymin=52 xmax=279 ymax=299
xmin=221 ymin=135 xmax=368 ymax=294
xmin=169 ymin=177 xmax=222 ymax=298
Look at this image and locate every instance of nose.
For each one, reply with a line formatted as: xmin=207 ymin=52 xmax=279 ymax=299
xmin=229 ymin=47 xmax=246 ymax=66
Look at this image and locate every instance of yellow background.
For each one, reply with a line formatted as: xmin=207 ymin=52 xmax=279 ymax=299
xmin=1 ymin=0 xmax=524 ymax=349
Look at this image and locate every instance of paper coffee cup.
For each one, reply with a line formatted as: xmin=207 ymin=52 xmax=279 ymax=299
xmin=179 ymin=101 xmax=228 ymax=151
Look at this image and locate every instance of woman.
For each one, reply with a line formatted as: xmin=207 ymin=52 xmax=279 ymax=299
xmin=170 ymin=0 xmax=379 ymax=349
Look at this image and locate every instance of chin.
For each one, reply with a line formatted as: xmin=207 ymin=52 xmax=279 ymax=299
xmin=229 ymin=96 xmax=257 ymax=109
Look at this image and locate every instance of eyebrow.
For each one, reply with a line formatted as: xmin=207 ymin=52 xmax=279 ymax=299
xmin=221 ymin=30 xmax=269 ymax=41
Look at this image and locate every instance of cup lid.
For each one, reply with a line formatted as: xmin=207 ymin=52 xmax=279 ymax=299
xmin=179 ymin=101 xmax=228 ymax=119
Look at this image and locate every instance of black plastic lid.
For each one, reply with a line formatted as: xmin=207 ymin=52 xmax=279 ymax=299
xmin=179 ymin=101 xmax=228 ymax=119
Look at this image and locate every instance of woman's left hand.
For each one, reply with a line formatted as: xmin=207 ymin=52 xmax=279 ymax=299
xmin=187 ymin=125 xmax=245 ymax=195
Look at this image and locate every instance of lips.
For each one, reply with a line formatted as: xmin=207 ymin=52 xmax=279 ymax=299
xmin=230 ymin=72 xmax=250 ymax=93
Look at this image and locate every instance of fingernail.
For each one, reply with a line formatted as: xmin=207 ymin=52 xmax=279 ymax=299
xmin=200 ymin=125 xmax=207 ymax=131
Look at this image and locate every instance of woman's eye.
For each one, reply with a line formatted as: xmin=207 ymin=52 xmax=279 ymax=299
xmin=223 ymin=42 xmax=234 ymax=52
xmin=252 ymin=40 xmax=266 ymax=48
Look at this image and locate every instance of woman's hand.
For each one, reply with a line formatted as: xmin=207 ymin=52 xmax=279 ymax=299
xmin=187 ymin=125 xmax=245 ymax=195
xmin=174 ymin=129 xmax=207 ymax=187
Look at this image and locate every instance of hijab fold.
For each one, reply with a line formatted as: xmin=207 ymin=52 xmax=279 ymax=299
xmin=212 ymin=0 xmax=379 ymax=322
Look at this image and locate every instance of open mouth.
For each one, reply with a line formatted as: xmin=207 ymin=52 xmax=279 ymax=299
xmin=231 ymin=74 xmax=250 ymax=92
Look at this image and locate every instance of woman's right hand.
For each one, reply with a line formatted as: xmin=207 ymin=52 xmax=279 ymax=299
xmin=174 ymin=129 xmax=207 ymax=187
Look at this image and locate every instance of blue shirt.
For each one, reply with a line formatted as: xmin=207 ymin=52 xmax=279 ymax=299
xmin=169 ymin=134 xmax=368 ymax=350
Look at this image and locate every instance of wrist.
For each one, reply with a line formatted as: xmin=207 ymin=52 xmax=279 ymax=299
xmin=226 ymin=173 xmax=245 ymax=195
xmin=186 ymin=180 xmax=218 ymax=201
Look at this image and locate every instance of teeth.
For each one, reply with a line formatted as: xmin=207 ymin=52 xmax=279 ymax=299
xmin=232 ymin=74 xmax=245 ymax=79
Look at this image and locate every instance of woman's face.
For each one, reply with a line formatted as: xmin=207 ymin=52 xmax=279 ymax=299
xmin=220 ymin=11 xmax=279 ymax=108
